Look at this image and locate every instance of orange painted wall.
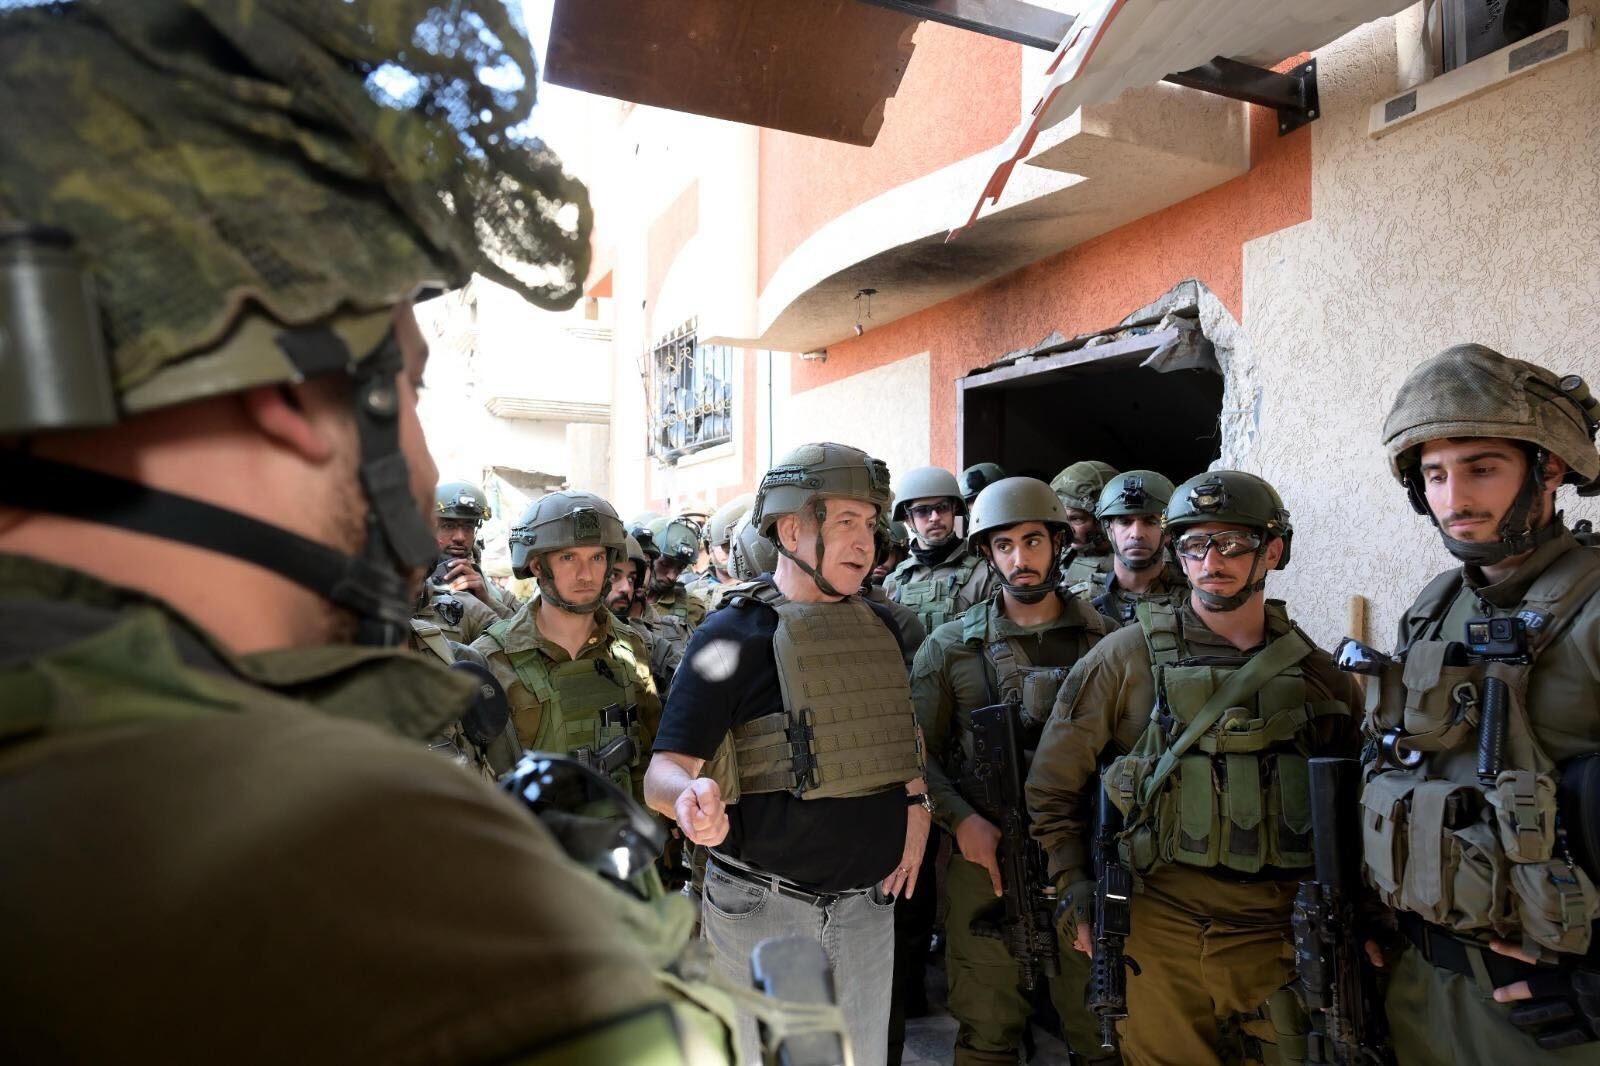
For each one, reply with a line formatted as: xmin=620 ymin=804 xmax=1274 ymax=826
xmin=756 ymin=25 xmax=1021 ymax=292
xmin=790 ymin=98 xmax=1313 ymax=470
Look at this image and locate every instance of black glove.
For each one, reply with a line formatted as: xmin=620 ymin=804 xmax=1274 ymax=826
xmin=1508 ymin=965 xmax=1600 ymax=1050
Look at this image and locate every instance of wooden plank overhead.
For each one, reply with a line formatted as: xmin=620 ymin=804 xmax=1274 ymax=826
xmin=544 ymin=0 xmax=921 ymax=146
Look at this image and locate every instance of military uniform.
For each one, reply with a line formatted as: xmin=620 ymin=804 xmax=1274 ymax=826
xmin=1054 ymin=461 xmax=1121 ymax=595
xmin=887 ymin=546 xmax=997 ymax=634
xmin=475 ymin=595 xmax=662 ymax=803
xmin=1089 ymin=565 xmax=1188 ymax=625
xmin=414 ymin=585 xmax=500 ymax=646
xmin=0 ymin=555 xmax=712 ymax=1064
xmin=627 ymin=601 xmax=692 ymax=692
xmin=915 ymin=591 xmax=1117 ymax=1064
xmin=865 ymin=584 xmax=929 ymax=668
xmin=1363 ymin=344 xmax=1600 ymax=1063
xmin=651 ymin=580 xmax=710 ymax=629
xmin=1063 ymin=548 xmax=1116 ymax=595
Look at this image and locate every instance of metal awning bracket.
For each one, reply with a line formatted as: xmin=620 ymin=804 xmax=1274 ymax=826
xmin=1163 ymin=56 xmax=1319 ymax=135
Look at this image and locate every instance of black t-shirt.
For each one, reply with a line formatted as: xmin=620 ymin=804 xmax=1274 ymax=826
xmin=653 ymin=587 xmax=910 ymax=892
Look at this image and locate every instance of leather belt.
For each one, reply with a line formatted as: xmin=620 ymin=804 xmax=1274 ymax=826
xmin=707 ymin=852 xmax=873 ymax=910
xmin=1398 ymin=912 xmax=1547 ymax=988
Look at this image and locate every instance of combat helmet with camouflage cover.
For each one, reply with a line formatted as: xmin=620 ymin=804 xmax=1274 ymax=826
xmin=509 ymin=491 xmax=626 ymax=613
xmin=1051 ymin=460 xmax=1120 ymax=513
xmin=752 ymin=442 xmax=891 ymax=597
xmin=1164 ymin=471 xmax=1291 ymax=612
xmin=966 ymin=476 xmax=1070 ymax=604
xmin=1382 ymin=343 xmax=1600 ymax=564
xmin=0 ymin=0 xmax=591 ymax=647
xmin=435 ymin=481 xmax=492 ymax=523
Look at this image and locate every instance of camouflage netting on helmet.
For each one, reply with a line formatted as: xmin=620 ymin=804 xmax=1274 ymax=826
xmin=0 ymin=0 xmax=592 ymax=391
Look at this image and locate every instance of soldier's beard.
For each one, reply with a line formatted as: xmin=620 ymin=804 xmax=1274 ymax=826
xmin=321 ymin=447 xmax=399 ymax=646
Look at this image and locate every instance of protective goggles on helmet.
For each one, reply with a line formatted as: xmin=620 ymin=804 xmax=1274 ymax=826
xmin=1173 ymin=530 xmax=1263 ymax=560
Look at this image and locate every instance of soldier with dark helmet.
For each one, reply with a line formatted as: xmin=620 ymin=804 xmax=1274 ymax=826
xmin=960 ymin=461 xmax=1008 ymax=507
xmin=874 ymin=517 xmax=914 ymax=586
xmin=886 ymin=465 xmax=997 ymax=633
xmin=1026 ymin=471 xmax=1361 ymax=1065
xmin=1052 ymin=460 xmax=1121 ymax=593
xmin=913 ymin=476 xmax=1118 ymax=1065
xmin=431 ymin=478 xmax=517 ymax=618
xmin=645 ymin=442 xmax=930 ymax=1066
xmin=473 ymin=491 xmax=662 ymax=802
xmin=1362 ymin=344 xmax=1600 ymax=1063
xmin=1089 ymin=470 xmax=1188 ymax=625
xmin=0 ymin=2 xmax=742 ymax=1061
xmin=647 ymin=515 xmax=711 ymax=629
xmin=611 ymin=532 xmax=689 ymax=692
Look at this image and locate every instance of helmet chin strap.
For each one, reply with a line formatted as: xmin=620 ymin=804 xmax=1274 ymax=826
xmin=535 ymin=549 xmax=615 ymax=615
xmin=984 ymin=532 xmax=1065 ymax=605
xmin=772 ymin=500 xmax=851 ymax=598
xmin=1406 ymin=447 xmax=1563 ymax=566
xmin=1113 ymin=540 xmax=1161 ymax=572
xmin=1186 ymin=542 xmax=1268 ymax=614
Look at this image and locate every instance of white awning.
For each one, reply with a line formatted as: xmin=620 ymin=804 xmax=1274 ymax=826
xmin=958 ymin=0 xmax=1417 ymax=232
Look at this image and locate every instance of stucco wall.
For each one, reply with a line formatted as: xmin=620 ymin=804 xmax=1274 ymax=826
xmin=1241 ymin=4 xmax=1600 ymax=646
xmin=773 ymin=352 xmax=932 ymax=492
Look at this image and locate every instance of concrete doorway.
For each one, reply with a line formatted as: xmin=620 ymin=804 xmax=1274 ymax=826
xmin=957 ymin=313 xmax=1224 ymax=486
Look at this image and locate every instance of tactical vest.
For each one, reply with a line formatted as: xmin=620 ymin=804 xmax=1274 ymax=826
xmin=1360 ymin=546 xmax=1600 ymax=957
xmin=959 ymin=600 xmax=1086 ymax=726
xmin=409 ymin=617 xmax=457 ymax=666
xmin=1063 ymin=548 xmax=1113 ymax=595
xmin=891 ymin=551 xmax=982 ymax=633
xmin=1092 ymin=570 xmax=1185 ymax=625
xmin=1105 ymin=602 xmax=1346 ymax=876
xmin=703 ymin=581 xmax=921 ymax=804
xmin=481 ymin=617 xmax=646 ymax=797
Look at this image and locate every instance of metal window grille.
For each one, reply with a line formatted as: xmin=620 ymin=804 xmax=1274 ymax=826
xmin=649 ymin=319 xmax=734 ymax=462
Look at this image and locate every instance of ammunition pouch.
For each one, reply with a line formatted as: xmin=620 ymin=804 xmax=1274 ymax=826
xmin=891 ymin=552 xmax=980 ymax=632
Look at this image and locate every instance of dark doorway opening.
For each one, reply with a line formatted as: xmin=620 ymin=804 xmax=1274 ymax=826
xmin=958 ymin=325 xmax=1224 ymax=487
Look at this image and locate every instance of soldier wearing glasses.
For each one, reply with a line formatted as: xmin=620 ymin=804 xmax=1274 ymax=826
xmin=886 ymin=466 xmax=997 ymax=634
xmin=1026 ymin=471 xmax=1360 ymax=1065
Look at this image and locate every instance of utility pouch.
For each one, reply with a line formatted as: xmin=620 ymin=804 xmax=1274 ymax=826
xmin=1509 ymin=859 xmax=1600 ymax=955
xmin=1360 ymin=771 xmax=1414 ymax=907
xmin=1218 ymin=752 xmax=1266 ymax=873
xmin=1269 ymin=752 xmax=1314 ymax=869
xmin=1489 ymin=770 xmax=1558 ymax=864
xmin=1019 ymin=668 xmax=1068 ymax=725
xmin=1171 ymin=753 xmax=1222 ymax=868
xmin=1362 ymin=656 xmax=1407 ymax=733
xmin=1399 ymin=643 xmax=1478 ymax=751
xmin=1103 ymin=753 xmax=1154 ymax=819
xmin=1401 ymin=780 xmax=1506 ymax=935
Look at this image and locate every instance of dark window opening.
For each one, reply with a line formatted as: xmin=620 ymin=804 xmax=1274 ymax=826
xmin=958 ymin=325 xmax=1224 ymax=490
xmin=1437 ymin=0 xmax=1569 ymax=72
xmin=649 ymin=318 xmax=734 ymax=463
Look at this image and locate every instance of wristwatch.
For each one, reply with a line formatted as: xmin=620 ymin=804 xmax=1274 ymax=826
xmin=906 ymin=792 xmax=934 ymax=813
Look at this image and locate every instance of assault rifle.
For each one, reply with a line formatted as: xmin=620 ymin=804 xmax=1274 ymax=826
xmin=1087 ymin=779 xmax=1138 ymax=1050
xmin=966 ymin=700 xmax=1060 ymax=991
xmin=1292 ymin=757 xmax=1392 ymax=1065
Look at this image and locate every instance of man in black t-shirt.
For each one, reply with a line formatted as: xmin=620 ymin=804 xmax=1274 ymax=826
xmin=645 ymin=442 xmax=932 ymax=1066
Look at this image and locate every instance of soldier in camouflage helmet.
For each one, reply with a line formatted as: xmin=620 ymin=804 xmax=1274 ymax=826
xmin=472 ymin=491 xmax=663 ymax=802
xmin=1088 ymin=470 xmax=1188 ymax=624
xmin=0 ymin=2 xmax=752 ymax=1062
xmin=1052 ymin=460 xmax=1120 ymax=593
xmin=886 ymin=465 xmax=997 ymax=633
xmin=1365 ymin=344 xmax=1600 ymax=1063
xmin=912 ymin=477 xmax=1117 ymax=1065
xmin=1027 ymin=470 xmax=1360 ymax=1064
xmin=960 ymin=461 xmax=1007 ymax=506
xmin=646 ymin=442 xmax=930 ymax=1066
xmin=646 ymin=515 xmax=711 ymax=628
xmin=431 ymin=479 xmax=519 ymax=619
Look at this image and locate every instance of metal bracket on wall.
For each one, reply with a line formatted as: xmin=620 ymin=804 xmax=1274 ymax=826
xmin=1163 ymin=56 xmax=1320 ymax=135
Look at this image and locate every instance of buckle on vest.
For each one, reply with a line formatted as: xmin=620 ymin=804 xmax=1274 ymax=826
xmin=787 ymin=710 xmax=819 ymax=796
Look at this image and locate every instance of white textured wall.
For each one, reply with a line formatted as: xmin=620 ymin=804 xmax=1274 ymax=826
xmin=773 ymin=352 xmax=931 ymax=490
xmin=1237 ymin=3 xmax=1600 ymax=647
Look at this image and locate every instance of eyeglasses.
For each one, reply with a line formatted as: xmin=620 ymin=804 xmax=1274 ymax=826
xmin=908 ymin=500 xmax=955 ymax=520
xmin=1173 ymin=530 xmax=1262 ymax=560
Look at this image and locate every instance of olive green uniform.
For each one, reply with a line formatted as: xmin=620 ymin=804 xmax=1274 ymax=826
xmin=1063 ymin=548 xmax=1115 ymax=594
xmin=474 ymin=596 xmax=662 ymax=804
xmin=0 ymin=554 xmax=709 ymax=1064
xmin=886 ymin=545 xmax=997 ymax=634
xmin=651 ymin=580 xmax=709 ymax=629
xmin=914 ymin=592 xmax=1118 ymax=1064
xmin=415 ymin=587 xmax=500 ymax=646
xmin=1370 ymin=530 xmax=1600 ymax=1065
xmin=627 ymin=602 xmax=691 ymax=693
xmin=1089 ymin=566 xmax=1188 ymax=626
xmin=1026 ymin=602 xmax=1360 ymax=1065
xmin=865 ymin=584 xmax=929 ymax=668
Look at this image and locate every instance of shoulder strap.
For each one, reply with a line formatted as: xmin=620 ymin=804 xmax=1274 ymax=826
xmin=959 ymin=600 xmax=989 ymax=643
xmin=408 ymin=618 xmax=455 ymax=665
xmin=1135 ymin=600 xmax=1184 ymax=666
xmin=1135 ymin=627 xmax=1317 ymax=815
xmin=1521 ymin=544 xmax=1600 ymax=657
xmin=1405 ymin=569 xmax=1465 ymax=643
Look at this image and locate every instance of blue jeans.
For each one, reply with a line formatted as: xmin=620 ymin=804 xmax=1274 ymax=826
xmin=702 ymin=856 xmax=896 ymax=1066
